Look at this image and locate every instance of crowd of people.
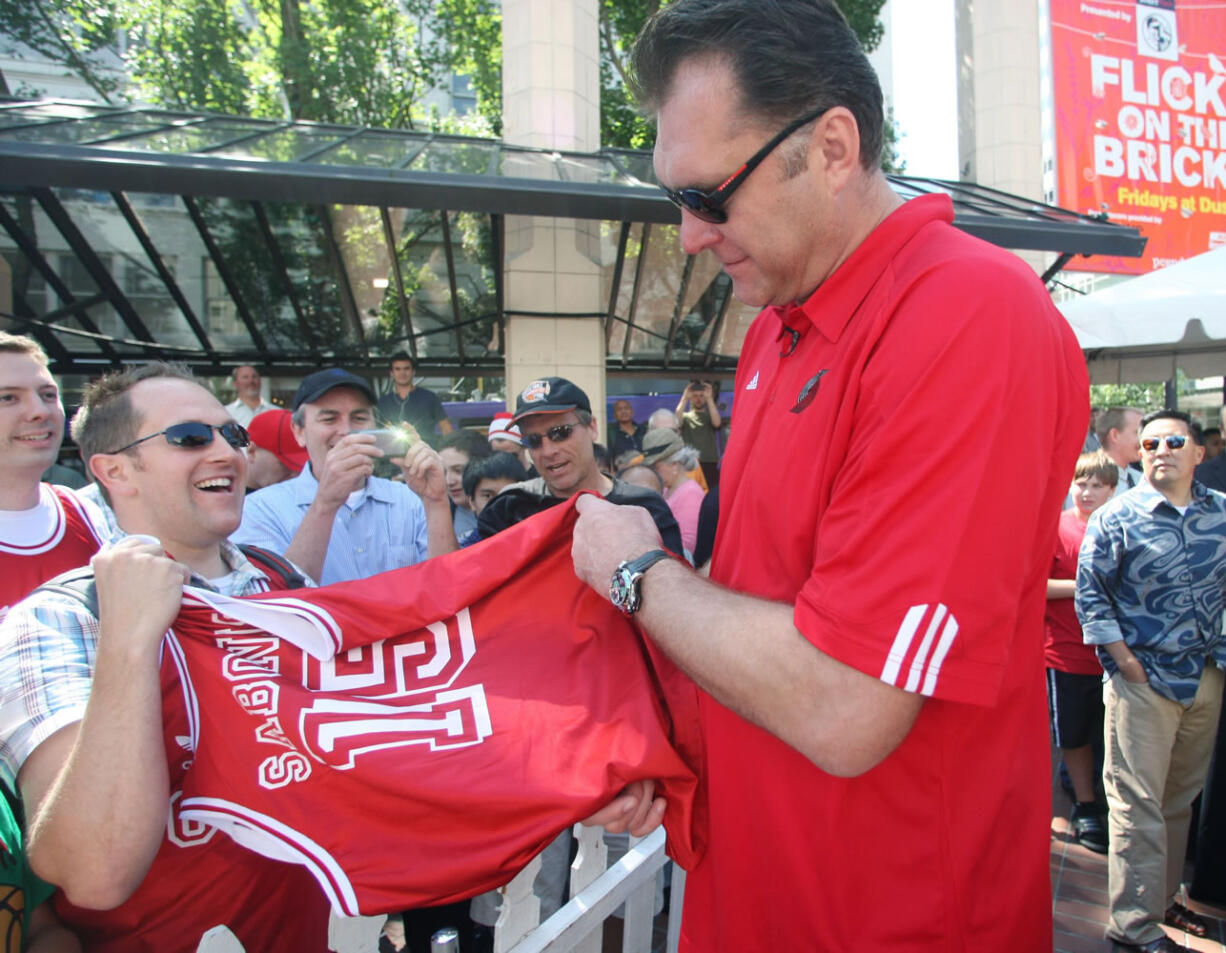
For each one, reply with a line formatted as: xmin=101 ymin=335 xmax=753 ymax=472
xmin=0 ymin=336 xmax=719 ymax=951
xmin=1047 ymin=409 xmax=1226 ymax=953
xmin=2 ymin=1 xmax=1224 ymax=952
xmin=0 ymin=339 xmax=669 ymax=953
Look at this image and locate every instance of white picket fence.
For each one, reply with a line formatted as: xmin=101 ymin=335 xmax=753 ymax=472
xmin=272 ymin=825 xmax=683 ymax=953
xmin=496 ymin=825 xmax=681 ymax=953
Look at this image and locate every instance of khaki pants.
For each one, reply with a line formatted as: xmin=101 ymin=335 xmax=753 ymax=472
xmin=1104 ymin=663 xmax=1224 ymax=944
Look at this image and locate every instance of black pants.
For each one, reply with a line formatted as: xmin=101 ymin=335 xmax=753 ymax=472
xmin=402 ymin=901 xmax=473 ymax=953
xmin=1189 ymin=677 xmax=1226 ymax=904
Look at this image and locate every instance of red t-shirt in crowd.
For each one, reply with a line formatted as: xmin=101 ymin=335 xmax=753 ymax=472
xmin=0 ymin=484 xmax=104 ymax=621
xmin=1045 ymin=507 xmax=1103 ymax=675
xmin=169 ymin=499 xmax=703 ymax=915
xmin=680 ymin=194 xmax=1088 ymax=951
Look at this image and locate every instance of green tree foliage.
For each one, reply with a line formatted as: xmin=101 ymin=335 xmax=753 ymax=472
xmin=429 ymin=0 xmax=502 ymax=134
xmin=122 ymin=0 xmax=259 ymax=116
xmin=4 ymin=0 xmax=896 ymax=155
xmin=593 ymin=0 xmax=900 ymax=168
xmin=1089 ymin=370 xmax=1198 ymax=414
xmin=598 ymin=0 xmax=660 ymax=150
xmin=0 ymin=0 xmax=124 ymax=100
xmin=3 ymin=0 xmax=454 ymax=128
xmin=1089 ymin=383 xmax=1165 ymax=411
xmin=1 ymin=0 xmax=899 ymax=361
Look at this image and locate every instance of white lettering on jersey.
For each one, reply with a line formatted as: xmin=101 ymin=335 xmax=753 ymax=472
xmin=298 ymin=608 xmax=491 ymax=770
xmin=167 ymin=791 xmax=217 ymax=848
xmin=259 ymin=750 xmax=313 ymax=789
xmin=209 ymin=608 xmax=490 ymax=790
xmin=216 ymin=632 xmax=281 ymax=679
xmin=214 ymin=620 xmax=308 ymax=786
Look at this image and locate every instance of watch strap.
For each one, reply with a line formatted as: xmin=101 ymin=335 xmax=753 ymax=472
xmin=623 ymin=548 xmax=671 ymax=576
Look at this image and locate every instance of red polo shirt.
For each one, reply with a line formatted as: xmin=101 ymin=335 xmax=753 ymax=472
xmin=680 ymin=194 xmax=1088 ymax=951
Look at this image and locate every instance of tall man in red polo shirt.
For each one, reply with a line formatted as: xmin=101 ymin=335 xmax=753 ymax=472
xmin=570 ymin=1 xmax=1089 ymax=949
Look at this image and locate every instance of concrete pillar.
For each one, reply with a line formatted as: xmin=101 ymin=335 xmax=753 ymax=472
xmin=501 ymin=0 xmax=606 ymax=425
xmin=955 ymin=0 xmax=1049 ymax=274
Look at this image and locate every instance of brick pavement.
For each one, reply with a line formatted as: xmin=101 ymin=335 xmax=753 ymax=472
xmin=1051 ymin=750 xmax=1225 ymax=953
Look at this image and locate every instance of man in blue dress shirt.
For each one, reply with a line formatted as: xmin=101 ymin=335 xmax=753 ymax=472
xmin=233 ymin=368 xmax=457 ymax=584
xmin=1077 ymin=409 xmax=1226 ymax=953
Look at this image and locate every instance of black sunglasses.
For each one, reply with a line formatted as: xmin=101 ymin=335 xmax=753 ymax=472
xmin=661 ymin=105 xmax=832 ymax=224
xmin=522 ymin=423 xmax=576 ymax=449
xmin=1140 ymin=434 xmax=1188 ymax=452
xmin=110 ymin=421 xmax=251 ymax=455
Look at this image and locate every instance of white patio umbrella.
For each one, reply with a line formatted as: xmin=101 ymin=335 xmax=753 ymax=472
xmin=1058 ymin=246 xmax=1226 ymax=383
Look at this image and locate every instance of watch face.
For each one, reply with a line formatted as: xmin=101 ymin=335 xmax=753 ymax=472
xmin=610 ymin=551 xmax=667 ymax=616
xmin=610 ymin=566 xmax=637 ymax=613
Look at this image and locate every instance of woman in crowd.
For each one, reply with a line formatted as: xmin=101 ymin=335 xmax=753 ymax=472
xmin=640 ymin=428 xmax=705 ymax=558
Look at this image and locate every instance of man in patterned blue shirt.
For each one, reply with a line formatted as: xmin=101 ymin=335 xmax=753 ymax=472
xmin=1077 ymin=409 xmax=1226 ymax=953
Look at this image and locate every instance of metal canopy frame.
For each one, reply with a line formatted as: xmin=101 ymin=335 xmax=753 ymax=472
xmin=0 ymin=98 xmax=1147 ymax=377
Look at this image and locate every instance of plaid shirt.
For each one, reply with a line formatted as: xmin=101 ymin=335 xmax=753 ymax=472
xmin=0 ymin=540 xmax=300 ymax=793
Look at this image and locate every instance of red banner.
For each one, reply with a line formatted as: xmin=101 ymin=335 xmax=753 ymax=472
xmin=1050 ymin=0 xmax=1226 ymax=273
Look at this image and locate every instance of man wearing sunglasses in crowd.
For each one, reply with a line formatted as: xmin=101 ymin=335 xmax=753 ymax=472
xmin=0 ymin=362 xmax=335 ymax=949
xmin=1076 ymin=410 xmax=1226 ymax=953
xmin=233 ymin=367 xmax=456 ymax=585
xmin=566 ymin=0 xmax=1089 ymax=949
xmin=478 ymin=377 xmax=682 ymax=559
xmin=467 ymin=376 xmax=680 ymax=932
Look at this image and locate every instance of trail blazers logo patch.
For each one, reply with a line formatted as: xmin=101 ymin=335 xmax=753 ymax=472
xmin=790 ymin=370 xmax=828 ymax=414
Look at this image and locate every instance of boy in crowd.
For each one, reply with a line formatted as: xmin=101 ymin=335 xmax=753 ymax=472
xmin=455 ymin=453 xmax=529 ymax=548
xmin=464 ymin=453 xmax=529 ymax=519
xmin=1046 ymin=450 xmax=1117 ymax=853
xmin=438 ymin=429 xmax=493 ymax=542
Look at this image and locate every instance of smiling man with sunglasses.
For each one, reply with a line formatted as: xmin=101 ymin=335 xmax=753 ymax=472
xmin=566 ymin=0 xmax=1091 ymax=949
xmin=1077 ymin=409 xmax=1226 ymax=953
xmin=0 ymin=362 xmax=332 ymax=949
xmin=0 ymin=333 xmax=109 ymax=622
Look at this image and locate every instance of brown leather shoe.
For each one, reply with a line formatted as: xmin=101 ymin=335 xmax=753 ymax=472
xmin=1164 ymin=900 xmax=1214 ymax=938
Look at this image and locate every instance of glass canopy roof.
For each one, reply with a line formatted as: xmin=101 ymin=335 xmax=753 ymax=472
xmin=0 ymin=99 xmax=1146 ymax=377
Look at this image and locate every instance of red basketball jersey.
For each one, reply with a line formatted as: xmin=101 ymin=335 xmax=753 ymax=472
xmin=0 ymin=484 xmax=104 ymax=621
xmin=170 ymin=498 xmax=704 ymax=916
xmin=51 ymin=552 xmax=332 ymax=953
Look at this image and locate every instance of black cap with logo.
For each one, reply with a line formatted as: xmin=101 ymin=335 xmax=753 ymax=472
xmin=512 ymin=377 xmax=592 ymax=422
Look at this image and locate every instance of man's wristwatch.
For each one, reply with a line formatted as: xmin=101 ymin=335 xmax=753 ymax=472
xmin=610 ymin=549 xmax=671 ymax=615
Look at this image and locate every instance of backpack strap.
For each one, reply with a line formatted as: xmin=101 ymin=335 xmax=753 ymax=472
xmin=35 ymin=566 xmax=100 ymax=618
xmin=31 ymin=545 xmax=303 ymax=618
xmin=237 ymin=544 xmax=306 ymax=591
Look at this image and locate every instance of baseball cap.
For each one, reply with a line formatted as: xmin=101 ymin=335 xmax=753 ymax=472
xmin=246 ymin=409 xmax=309 ymax=472
xmin=512 ymin=377 xmax=592 ymax=422
xmin=487 ymin=414 xmax=523 ymax=447
xmin=292 ymin=368 xmax=377 ymax=411
xmin=640 ymin=428 xmax=684 ymax=466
